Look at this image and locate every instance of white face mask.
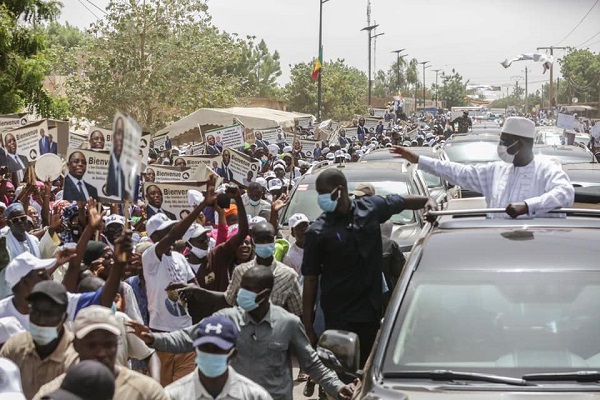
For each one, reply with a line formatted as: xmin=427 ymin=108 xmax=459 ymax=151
xmin=497 ymin=141 xmax=519 ymax=164
xmin=190 ymin=245 xmax=209 ymax=259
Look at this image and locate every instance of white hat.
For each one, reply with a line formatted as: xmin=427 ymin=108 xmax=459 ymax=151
xmin=0 ymin=317 xmax=24 ymax=345
xmin=187 ymin=189 xmax=205 ymax=207
xmin=322 ymin=147 xmax=330 ymax=155
xmin=344 ymin=153 xmax=351 ymax=160
xmin=326 ymin=153 xmax=335 ymax=160
xmin=268 ymin=178 xmax=283 ymax=191
xmin=273 ymin=162 xmax=285 ymax=171
xmin=5 ymin=253 xmax=56 ymax=289
xmin=249 ymin=216 xmax=267 ymax=227
xmin=283 ymin=145 xmax=293 ymax=153
xmin=0 ymin=358 xmax=26 ymax=399
xmin=183 ymin=223 xmax=211 ymax=243
xmin=334 ymin=150 xmax=344 ymax=158
xmin=288 ymin=213 xmax=309 ymax=228
xmin=146 ymin=213 xmax=177 ymax=237
xmin=263 ymin=171 xmax=276 ymax=180
xmin=267 ymin=144 xmax=280 ymax=155
xmin=73 ymin=305 xmax=121 ymax=339
xmin=255 ymin=177 xmax=268 ymax=189
xmin=104 ymin=214 xmax=126 ymax=226
xmin=502 ymin=116 xmax=535 ymax=139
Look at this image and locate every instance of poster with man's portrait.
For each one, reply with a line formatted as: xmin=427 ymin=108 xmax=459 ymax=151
xmin=105 ymin=112 xmax=141 ymax=201
xmin=64 ymin=148 xmax=119 ymax=202
xmin=2 ymin=119 xmax=48 ymax=173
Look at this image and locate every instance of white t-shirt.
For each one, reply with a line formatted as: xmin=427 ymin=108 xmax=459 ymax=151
xmin=142 ymin=244 xmax=195 ymax=331
xmin=0 ymin=292 xmax=95 ymax=331
xmin=282 ymin=243 xmax=304 ymax=276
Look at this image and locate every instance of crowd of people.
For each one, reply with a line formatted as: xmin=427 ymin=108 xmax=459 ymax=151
xmin=0 ymin=111 xmax=581 ymax=400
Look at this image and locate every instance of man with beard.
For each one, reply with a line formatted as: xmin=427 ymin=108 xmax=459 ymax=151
xmin=145 ymin=185 xmax=176 ymax=220
xmin=63 ymin=151 xmax=99 ymax=201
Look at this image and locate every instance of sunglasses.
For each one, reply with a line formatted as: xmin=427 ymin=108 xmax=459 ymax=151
xmin=10 ymin=216 xmax=27 ymax=223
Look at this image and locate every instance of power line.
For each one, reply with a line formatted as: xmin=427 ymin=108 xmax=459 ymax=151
xmin=577 ymin=30 xmax=600 ymax=47
xmin=555 ymin=0 xmax=599 ymax=45
xmin=77 ymin=0 xmax=100 ymax=19
xmin=85 ymin=0 xmax=108 ymax=15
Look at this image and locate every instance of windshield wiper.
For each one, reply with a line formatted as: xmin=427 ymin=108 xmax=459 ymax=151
xmin=522 ymin=371 xmax=600 ymax=382
xmin=384 ymin=370 xmax=535 ymax=386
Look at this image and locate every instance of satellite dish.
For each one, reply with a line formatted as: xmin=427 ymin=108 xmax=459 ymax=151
xmin=572 ymin=97 xmax=579 ymax=103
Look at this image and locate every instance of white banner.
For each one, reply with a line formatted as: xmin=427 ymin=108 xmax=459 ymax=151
xmin=296 ymin=116 xmax=313 ymax=129
xmin=557 ymin=113 xmax=578 ymax=130
xmin=139 ymin=133 xmax=151 ymax=170
xmin=296 ymin=139 xmax=322 ymax=159
xmin=0 ymin=113 xmax=28 ymax=132
xmin=204 ymin=124 xmax=244 ymax=153
xmin=143 ymin=182 xmax=210 ymax=221
xmin=591 ymin=123 xmax=600 ymax=141
xmin=68 ymin=132 xmax=87 ymax=149
xmin=145 ymin=165 xmax=210 ymax=183
xmin=64 ymin=148 xmax=119 ymax=202
xmin=2 ymin=120 xmax=50 ymax=173
xmin=225 ymin=147 xmax=260 ymax=187
xmin=253 ymin=126 xmax=286 ymax=144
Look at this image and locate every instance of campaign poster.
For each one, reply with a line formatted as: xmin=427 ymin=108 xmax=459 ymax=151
xmin=179 ymin=155 xmax=223 ymax=176
xmin=297 ymin=139 xmax=322 ymax=159
xmin=296 ymin=116 xmax=313 ymax=129
xmin=204 ymin=124 xmax=244 ymax=154
xmin=2 ymin=120 xmax=49 ymax=172
xmin=253 ymin=126 xmax=286 ymax=144
xmin=64 ymin=148 xmax=119 ymax=202
xmin=153 ymin=135 xmax=167 ymax=151
xmin=191 ymin=143 xmax=205 ymax=155
xmin=591 ymin=123 xmax=600 ymax=141
xmin=0 ymin=113 xmax=28 ymax=132
xmin=143 ymin=181 xmax=210 ymax=221
xmin=225 ymin=147 xmax=260 ymax=187
xmin=68 ymin=132 xmax=87 ymax=149
xmin=339 ymin=126 xmax=358 ymax=141
xmin=105 ymin=112 xmax=142 ymax=201
xmin=139 ymin=133 xmax=151 ymax=170
xmin=86 ymin=126 xmax=113 ymax=151
xmin=556 ymin=113 xmax=578 ymax=130
xmin=145 ymin=165 xmax=209 ymax=183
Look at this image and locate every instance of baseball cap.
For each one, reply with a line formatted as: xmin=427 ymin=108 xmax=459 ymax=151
xmin=273 ymin=162 xmax=285 ymax=171
xmin=183 ymin=223 xmax=211 ymax=243
xmin=255 ymin=177 xmax=268 ymax=189
xmin=249 ymin=216 xmax=267 ymax=227
xmin=0 ymin=358 xmax=25 ymax=400
xmin=188 ymin=189 xmax=205 ymax=207
xmin=288 ymin=213 xmax=309 ymax=228
xmin=73 ymin=305 xmax=121 ymax=339
xmin=5 ymin=253 xmax=56 ymax=289
xmin=26 ymin=280 xmax=68 ymax=306
xmin=351 ymin=183 xmax=376 ymax=197
xmin=5 ymin=202 xmax=24 ymax=219
xmin=0 ymin=317 xmax=24 ymax=345
xmin=268 ymin=178 xmax=283 ymax=192
xmin=192 ymin=315 xmax=238 ymax=351
xmin=146 ymin=213 xmax=177 ymax=237
xmin=46 ymin=360 xmax=115 ymax=400
xmin=103 ymin=214 xmax=125 ymax=226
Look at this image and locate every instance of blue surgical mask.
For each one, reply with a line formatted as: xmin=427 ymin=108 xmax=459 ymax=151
xmin=317 ymin=190 xmax=339 ymax=213
xmin=254 ymin=242 xmax=275 ymax=258
xmin=111 ymin=302 xmax=118 ymax=314
xmin=237 ymin=287 xmax=259 ymax=311
xmin=29 ymin=322 xmax=59 ymax=345
xmin=195 ymin=350 xmax=229 ymax=378
xmin=249 ymin=198 xmax=261 ymax=207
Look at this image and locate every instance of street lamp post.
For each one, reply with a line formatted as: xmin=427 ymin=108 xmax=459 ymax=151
xmin=361 ymin=24 xmax=379 ymax=107
xmin=391 ymin=49 xmax=405 ymax=93
xmin=316 ymin=0 xmax=330 ymax=122
xmin=419 ymin=61 xmax=430 ymax=111
xmin=432 ymin=69 xmax=442 ymax=109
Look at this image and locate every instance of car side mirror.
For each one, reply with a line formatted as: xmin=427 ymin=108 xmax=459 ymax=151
xmin=317 ymin=330 xmax=360 ymax=374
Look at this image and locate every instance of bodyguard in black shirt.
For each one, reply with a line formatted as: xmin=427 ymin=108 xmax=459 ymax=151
xmin=301 ymin=168 xmax=436 ymax=367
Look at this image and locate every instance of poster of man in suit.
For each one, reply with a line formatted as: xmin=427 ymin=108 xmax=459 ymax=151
xmin=106 ymin=112 xmax=141 ymax=201
xmin=2 ymin=120 xmax=48 ymax=180
xmin=63 ymin=150 xmax=99 ymax=201
xmin=143 ymin=181 xmax=211 ymax=221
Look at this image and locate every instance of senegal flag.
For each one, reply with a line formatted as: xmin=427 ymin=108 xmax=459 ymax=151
xmin=312 ymin=48 xmax=322 ymax=82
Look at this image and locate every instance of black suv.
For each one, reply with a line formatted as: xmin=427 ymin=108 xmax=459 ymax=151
xmin=318 ymin=208 xmax=600 ymax=398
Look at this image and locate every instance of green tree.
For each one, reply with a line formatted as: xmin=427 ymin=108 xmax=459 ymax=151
xmin=284 ymin=59 xmax=367 ymax=121
xmin=235 ymin=37 xmax=282 ymax=98
xmin=0 ymin=0 xmax=67 ymax=117
xmin=559 ymin=49 xmax=600 ymax=104
xmin=438 ymin=69 xmax=469 ymax=108
xmin=67 ymin=0 xmax=245 ymax=131
xmin=405 ymin=58 xmax=419 ymax=96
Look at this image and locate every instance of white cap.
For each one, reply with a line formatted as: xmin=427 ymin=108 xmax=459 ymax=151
xmin=326 ymin=153 xmax=335 ymax=160
xmin=146 ymin=213 xmax=177 ymax=237
xmin=183 ymin=223 xmax=211 ymax=243
xmin=502 ymin=116 xmax=535 ymax=139
xmin=322 ymin=147 xmax=330 ymax=155
xmin=188 ymin=189 xmax=205 ymax=207
xmin=0 ymin=358 xmax=26 ymax=399
xmin=249 ymin=216 xmax=267 ymax=227
xmin=334 ymin=150 xmax=344 ymax=158
xmin=0 ymin=317 xmax=24 ymax=345
xmin=283 ymin=145 xmax=293 ymax=153
xmin=255 ymin=177 xmax=268 ymax=189
xmin=268 ymin=178 xmax=283 ymax=191
xmin=273 ymin=162 xmax=285 ymax=171
xmin=267 ymin=144 xmax=280 ymax=155
xmin=104 ymin=214 xmax=126 ymax=226
xmin=263 ymin=171 xmax=276 ymax=180
xmin=5 ymin=253 xmax=56 ymax=289
xmin=288 ymin=213 xmax=309 ymax=228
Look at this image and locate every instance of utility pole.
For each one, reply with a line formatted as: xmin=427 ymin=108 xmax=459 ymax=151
xmin=361 ymin=24 xmax=379 ymax=107
xmin=536 ymin=46 xmax=568 ymax=109
xmin=419 ymin=61 xmax=430 ymax=110
xmin=316 ymin=0 xmax=330 ymax=122
xmin=432 ymin=69 xmax=442 ymax=110
xmin=391 ymin=49 xmax=406 ymax=93
xmin=524 ymin=66 xmax=528 ymax=115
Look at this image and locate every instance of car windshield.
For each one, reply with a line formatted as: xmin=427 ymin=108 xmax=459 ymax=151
xmin=283 ymin=180 xmax=414 ymax=224
xmin=536 ymin=132 xmax=591 ymax=147
xmin=444 ymin=141 xmax=501 ymax=164
xmin=361 ymin=154 xmax=443 ymax=188
xmin=385 ymin=271 xmax=600 ymax=378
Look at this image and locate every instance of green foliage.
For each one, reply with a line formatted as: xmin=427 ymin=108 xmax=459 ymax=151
xmin=0 ymin=0 xmax=66 ymax=117
xmin=372 ymin=57 xmax=407 ymax=97
xmin=66 ymin=0 xmax=245 ymax=131
xmin=438 ymin=69 xmax=469 ymax=108
xmin=235 ymin=36 xmax=282 ymax=98
xmin=559 ymin=49 xmax=600 ymax=103
xmin=284 ymin=59 xmax=367 ymax=121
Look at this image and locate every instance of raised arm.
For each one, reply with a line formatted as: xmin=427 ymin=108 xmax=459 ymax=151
xmin=100 ymin=229 xmax=133 ymax=307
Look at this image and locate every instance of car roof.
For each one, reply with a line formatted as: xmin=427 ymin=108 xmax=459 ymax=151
xmin=445 ymin=133 xmax=499 ymax=143
xmin=360 ymin=147 xmax=441 ymax=161
xmin=301 ymin=162 xmax=415 ymax=183
xmin=416 ymin=220 xmax=600 ymax=272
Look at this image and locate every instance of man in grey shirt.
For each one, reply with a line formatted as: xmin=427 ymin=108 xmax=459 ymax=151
xmin=129 ymin=267 xmax=355 ymax=400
